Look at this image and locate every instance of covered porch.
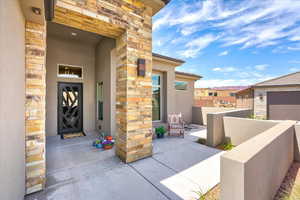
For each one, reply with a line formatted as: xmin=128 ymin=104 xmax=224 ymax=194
xmin=25 ymin=126 xmax=223 ymax=200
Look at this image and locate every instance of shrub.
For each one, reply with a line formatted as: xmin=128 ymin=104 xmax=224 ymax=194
xmin=155 ymin=126 xmax=166 ymax=138
xmin=222 ymin=141 xmax=235 ymax=150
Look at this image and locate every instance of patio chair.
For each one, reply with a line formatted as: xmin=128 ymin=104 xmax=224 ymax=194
xmin=167 ymin=113 xmax=185 ymax=138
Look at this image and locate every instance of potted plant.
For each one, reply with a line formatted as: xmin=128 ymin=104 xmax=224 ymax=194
xmin=155 ymin=126 xmax=166 ymax=138
xmin=93 ymin=140 xmax=102 ymax=149
xmin=102 ymin=140 xmax=114 ymax=150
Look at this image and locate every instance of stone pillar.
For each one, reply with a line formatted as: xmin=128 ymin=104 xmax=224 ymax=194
xmin=25 ymin=21 xmax=46 ymax=194
xmin=115 ymin=28 xmax=153 ymax=163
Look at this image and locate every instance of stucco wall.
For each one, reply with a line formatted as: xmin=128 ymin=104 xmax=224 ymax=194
xmin=153 ymin=60 xmax=176 ymax=122
xmin=95 ymin=38 xmax=116 ymax=136
xmin=46 ymin=36 xmax=96 ymax=136
xmin=221 ymin=120 xmax=296 ymax=200
xmin=175 ymin=77 xmax=195 ymax=123
xmin=192 ymin=107 xmax=236 ymax=125
xmin=0 ymin=0 xmax=25 ymax=199
xmin=223 ymin=117 xmax=280 ymax=146
xmin=206 ymin=109 xmax=253 ymax=147
xmin=294 ymin=122 xmax=300 ymax=162
xmin=254 ymin=86 xmax=300 ymax=118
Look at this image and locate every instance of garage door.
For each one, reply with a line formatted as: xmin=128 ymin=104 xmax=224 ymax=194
xmin=267 ymin=91 xmax=300 ymax=120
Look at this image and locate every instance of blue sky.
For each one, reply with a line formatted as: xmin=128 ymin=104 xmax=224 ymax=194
xmin=152 ymin=0 xmax=300 ymax=88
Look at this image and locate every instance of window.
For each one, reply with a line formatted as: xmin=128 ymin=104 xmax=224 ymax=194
xmin=97 ymin=82 xmax=103 ymax=120
xmin=152 ymin=74 xmax=161 ymax=121
xmin=209 ymin=92 xmax=213 ymax=96
xmin=230 ymin=93 xmax=235 ymax=97
xmin=58 ymin=64 xmax=82 ymax=79
xmin=175 ymin=81 xmax=188 ymax=90
xmin=214 ymin=92 xmax=218 ymax=96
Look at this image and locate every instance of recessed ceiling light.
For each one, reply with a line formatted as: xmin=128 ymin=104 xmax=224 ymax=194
xmin=71 ymin=32 xmax=77 ymax=36
xmin=31 ymin=7 xmax=41 ymax=15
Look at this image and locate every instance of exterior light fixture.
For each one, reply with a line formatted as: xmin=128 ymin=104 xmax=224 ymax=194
xmin=31 ymin=7 xmax=41 ymax=15
xmin=137 ymin=58 xmax=146 ymax=77
xmin=71 ymin=32 xmax=77 ymax=36
xmin=259 ymin=93 xmax=264 ymax=101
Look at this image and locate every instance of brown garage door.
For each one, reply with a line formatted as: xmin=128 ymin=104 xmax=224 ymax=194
xmin=267 ymin=91 xmax=300 ymax=120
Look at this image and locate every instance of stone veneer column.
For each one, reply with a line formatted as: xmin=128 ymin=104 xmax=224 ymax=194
xmin=25 ymin=21 xmax=46 ymax=194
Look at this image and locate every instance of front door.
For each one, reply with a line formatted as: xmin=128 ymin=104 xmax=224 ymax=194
xmin=58 ymin=82 xmax=83 ymax=135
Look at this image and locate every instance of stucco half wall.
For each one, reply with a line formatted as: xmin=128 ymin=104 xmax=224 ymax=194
xmin=221 ymin=120 xmax=296 ymax=200
xmin=223 ymin=117 xmax=280 ymax=146
xmin=0 ymin=0 xmax=26 ymax=199
xmin=206 ymin=109 xmax=253 ymax=147
xmin=192 ymin=107 xmax=237 ymax=125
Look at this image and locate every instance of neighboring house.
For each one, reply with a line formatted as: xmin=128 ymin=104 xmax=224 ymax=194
xmin=253 ymin=71 xmax=300 ymax=120
xmin=195 ymin=86 xmax=247 ymax=107
xmin=1 ymin=0 xmax=201 ymax=198
xmin=235 ymin=87 xmax=254 ymax=109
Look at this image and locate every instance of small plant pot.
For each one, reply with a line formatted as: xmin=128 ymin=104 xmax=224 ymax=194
xmin=95 ymin=143 xmax=103 ymax=149
xmin=156 ymin=133 xmax=165 ymax=138
xmin=103 ymin=144 xmax=113 ymax=150
xmin=105 ymin=136 xmax=113 ymax=141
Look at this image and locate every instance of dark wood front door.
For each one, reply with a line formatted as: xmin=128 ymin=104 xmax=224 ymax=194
xmin=58 ymin=82 xmax=83 ymax=135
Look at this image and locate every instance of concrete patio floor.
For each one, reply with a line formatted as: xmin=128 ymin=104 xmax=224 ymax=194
xmin=25 ymin=125 xmax=223 ymax=200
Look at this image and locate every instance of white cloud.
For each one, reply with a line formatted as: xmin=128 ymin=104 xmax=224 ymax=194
xmin=289 ymin=60 xmax=300 ymax=64
xmin=218 ymin=50 xmax=229 ymax=56
xmin=153 ymin=0 xmax=300 ymax=52
xmin=179 ymin=34 xmax=217 ymax=58
xmin=195 ymin=76 xmax=275 ymax=88
xmin=212 ymin=66 xmax=236 ymax=72
xmin=254 ymin=64 xmax=269 ymax=71
xmin=290 ymin=67 xmax=300 ymax=72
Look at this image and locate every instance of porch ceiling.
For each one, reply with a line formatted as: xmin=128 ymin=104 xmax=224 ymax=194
xmin=47 ymin=22 xmax=104 ymax=45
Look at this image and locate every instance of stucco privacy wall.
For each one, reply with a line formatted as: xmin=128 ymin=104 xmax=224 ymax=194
xmin=52 ymin=0 xmax=155 ymax=163
xmin=254 ymin=86 xmax=300 ymax=118
xmin=95 ymin=38 xmax=116 ymax=136
xmin=175 ymin=77 xmax=195 ymax=123
xmin=206 ymin=109 xmax=253 ymax=147
xmin=294 ymin=122 xmax=300 ymax=162
xmin=221 ymin=120 xmax=296 ymax=200
xmin=0 ymin=0 xmax=26 ymax=199
xmin=192 ymin=107 xmax=236 ymax=125
xmin=153 ymin=60 xmax=176 ymax=122
xmin=46 ymin=36 xmax=96 ymax=136
xmin=223 ymin=117 xmax=280 ymax=146
xmin=25 ymin=21 xmax=47 ymax=194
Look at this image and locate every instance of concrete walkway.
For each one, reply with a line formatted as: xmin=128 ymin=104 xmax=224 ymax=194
xmin=25 ymin=126 xmax=223 ymax=200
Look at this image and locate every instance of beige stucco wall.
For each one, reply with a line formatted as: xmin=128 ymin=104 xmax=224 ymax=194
xmin=294 ymin=122 xmax=300 ymax=162
xmin=223 ymin=117 xmax=280 ymax=146
xmin=153 ymin=60 xmax=176 ymax=122
xmin=192 ymin=107 xmax=236 ymax=125
xmin=0 ymin=0 xmax=26 ymax=199
xmin=95 ymin=38 xmax=116 ymax=136
xmin=206 ymin=109 xmax=253 ymax=147
xmin=221 ymin=120 xmax=296 ymax=200
xmin=175 ymin=77 xmax=195 ymax=123
xmin=46 ymin=36 xmax=96 ymax=136
xmin=254 ymin=86 xmax=300 ymax=118
xmin=152 ymin=60 xmax=198 ymax=124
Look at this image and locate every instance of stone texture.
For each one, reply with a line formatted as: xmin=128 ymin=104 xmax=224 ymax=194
xmin=52 ymin=0 xmax=153 ymax=163
xmin=25 ymin=21 xmax=47 ymax=194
